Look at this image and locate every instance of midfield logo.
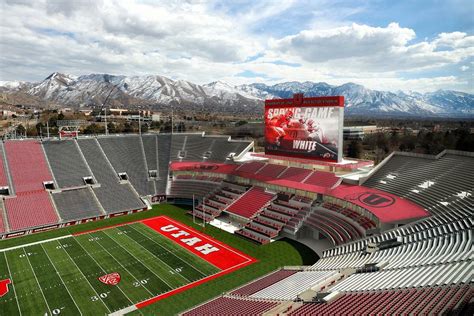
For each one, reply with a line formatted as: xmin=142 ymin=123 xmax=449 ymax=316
xmin=98 ymin=272 xmax=121 ymax=285
xmin=0 ymin=279 xmax=11 ymax=297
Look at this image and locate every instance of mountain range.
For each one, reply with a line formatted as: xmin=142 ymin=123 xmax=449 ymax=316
xmin=1 ymin=72 xmax=473 ymax=117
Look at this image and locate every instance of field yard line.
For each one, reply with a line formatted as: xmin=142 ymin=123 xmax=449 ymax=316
xmin=102 ymin=229 xmax=175 ymax=289
xmin=3 ymin=252 xmax=22 ymax=316
xmin=23 ymin=248 xmax=53 ymax=315
xmin=0 ymin=235 xmax=72 ymax=252
xmin=40 ymin=244 xmax=83 ymax=316
xmin=117 ymin=227 xmax=191 ymax=283
xmin=54 ymin=240 xmax=111 ymax=314
xmin=132 ymin=224 xmax=208 ymax=278
xmin=133 ymin=226 xmax=209 ymax=276
xmin=71 ymin=238 xmax=136 ymax=307
xmin=87 ymin=233 xmax=155 ymax=297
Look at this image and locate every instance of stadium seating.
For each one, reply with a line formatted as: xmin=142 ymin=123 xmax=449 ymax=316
xmin=77 ymin=138 xmax=145 ymax=214
xmin=288 ymin=285 xmax=473 ymax=316
xmin=5 ymin=191 xmax=58 ymax=231
xmin=236 ymin=161 xmax=266 ymax=173
xmin=182 ymin=296 xmax=279 ymax=316
xmin=277 ymin=167 xmax=312 ymax=182
xmin=256 ymin=163 xmax=287 ymax=178
xmin=168 ymin=179 xmax=221 ymax=200
xmin=43 ymin=139 xmax=93 ymax=188
xmin=0 ymin=142 xmax=10 ymax=188
xmin=231 ymin=269 xmax=299 ymax=296
xmin=250 ymin=270 xmax=337 ymax=300
xmin=52 ymin=188 xmax=103 ymax=221
xmin=156 ymin=134 xmax=172 ymax=194
xmin=4 ymin=140 xmax=54 ymax=193
xmin=303 ymin=170 xmax=340 ymax=187
xmin=227 ymin=187 xmax=275 ymax=219
xmin=363 ymin=151 xmax=474 ymax=216
xmin=98 ymin=135 xmax=155 ymax=196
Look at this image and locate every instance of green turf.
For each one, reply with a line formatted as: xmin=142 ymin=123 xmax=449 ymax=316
xmin=0 ymin=208 xmax=226 ymax=316
xmin=0 ymin=204 xmax=319 ymax=316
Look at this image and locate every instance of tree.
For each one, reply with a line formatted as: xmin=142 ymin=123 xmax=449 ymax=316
xmin=16 ymin=124 xmax=26 ymax=136
xmin=347 ymin=140 xmax=363 ymax=159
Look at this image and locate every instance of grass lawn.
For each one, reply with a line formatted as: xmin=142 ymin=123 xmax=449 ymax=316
xmin=0 ymin=204 xmax=319 ymax=315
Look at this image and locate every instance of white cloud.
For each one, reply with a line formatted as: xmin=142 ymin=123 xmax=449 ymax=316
xmin=0 ymin=1 xmax=472 ymax=93
xmin=272 ymin=23 xmax=474 ymax=73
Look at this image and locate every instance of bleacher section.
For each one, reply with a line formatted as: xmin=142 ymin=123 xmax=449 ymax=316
xmin=250 ymin=270 xmax=337 ymax=301
xmin=289 ymin=285 xmax=473 ymax=315
xmin=98 ymin=135 xmax=155 ymax=196
xmin=52 ymin=188 xmax=103 ymax=221
xmin=4 ymin=140 xmax=54 ymax=193
xmin=227 ymin=187 xmax=274 ymax=219
xmin=363 ymin=151 xmax=474 ymax=216
xmin=77 ymin=138 xmax=145 ymax=214
xmin=0 ymin=142 xmax=10 ymax=189
xmin=303 ymin=171 xmax=339 ymax=187
xmin=231 ymin=269 xmax=299 ymax=296
xmin=169 ymin=133 xmax=252 ymax=162
xmin=168 ymin=179 xmax=221 ymax=200
xmin=3 ymin=140 xmax=59 ymax=231
xmin=278 ymin=167 xmax=312 ymax=182
xmin=43 ymin=139 xmax=93 ymax=188
xmin=182 ymin=296 xmax=279 ymax=316
xmin=156 ymin=134 xmax=172 ymax=194
xmin=5 ymin=191 xmax=58 ymax=231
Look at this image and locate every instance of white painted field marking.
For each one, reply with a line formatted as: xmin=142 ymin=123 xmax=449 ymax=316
xmin=116 ymin=226 xmax=190 ymax=283
xmin=40 ymin=244 xmax=83 ymax=316
xmin=3 ymin=252 xmax=22 ymax=316
xmin=70 ymin=238 xmax=135 ymax=307
xmin=0 ymin=235 xmax=72 ymax=253
xmin=54 ymin=240 xmax=111 ymax=314
xmin=108 ymin=304 xmax=138 ymax=316
xmin=132 ymin=224 xmax=208 ymax=278
xmin=22 ymin=248 xmax=53 ymax=315
xmin=137 ymin=226 xmax=209 ymax=277
xmin=102 ymin=229 xmax=175 ymax=290
xmin=129 ymin=225 xmax=200 ymax=281
xmin=87 ymin=233 xmax=154 ymax=297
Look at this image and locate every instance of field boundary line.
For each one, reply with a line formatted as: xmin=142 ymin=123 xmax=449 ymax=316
xmin=55 ymin=240 xmax=112 ymax=314
xmin=3 ymin=252 xmax=22 ymax=316
xmin=87 ymin=232 xmax=155 ymax=297
xmin=133 ymin=223 xmax=209 ymax=277
xmin=102 ymin=229 xmax=176 ymax=289
xmin=116 ymin=226 xmax=191 ymax=284
xmin=68 ymin=238 xmax=136 ymax=307
xmin=23 ymin=248 xmax=53 ymax=315
xmin=0 ymin=235 xmax=72 ymax=252
xmin=40 ymin=243 xmax=83 ymax=316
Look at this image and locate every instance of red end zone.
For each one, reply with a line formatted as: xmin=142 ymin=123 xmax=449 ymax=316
xmin=135 ymin=216 xmax=256 ymax=308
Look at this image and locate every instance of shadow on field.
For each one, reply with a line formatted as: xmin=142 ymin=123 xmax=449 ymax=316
xmin=278 ymin=237 xmax=320 ymax=265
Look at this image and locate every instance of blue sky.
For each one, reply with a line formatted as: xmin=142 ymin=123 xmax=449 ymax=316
xmin=0 ymin=0 xmax=473 ymax=92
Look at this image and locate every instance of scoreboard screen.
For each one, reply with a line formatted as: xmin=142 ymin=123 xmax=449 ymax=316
xmin=264 ymin=94 xmax=344 ymax=162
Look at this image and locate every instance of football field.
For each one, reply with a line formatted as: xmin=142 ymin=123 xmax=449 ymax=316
xmin=0 ymin=216 xmax=255 ymax=315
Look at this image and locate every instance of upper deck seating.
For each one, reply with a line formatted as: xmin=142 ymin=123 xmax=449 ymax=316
xmin=77 ymin=138 xmax=145 ymax=214
xmin=43 ymin=139 xmax=92 ymax=188
xmin=98 ymin=135 xmax=155 ymax=196
xmin=4 ymin=140 xmax=53 ymax=193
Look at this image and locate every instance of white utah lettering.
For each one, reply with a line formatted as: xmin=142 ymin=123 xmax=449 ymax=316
xmin=181 ymin=237 xmax=202 ymax=246
xmin=195 ymin=243 xmax=219 ymax=255
xmin=161 ymin=224 xmax=179 ymax=232
xmin=171 ymin=230 xmax=190 ymax=238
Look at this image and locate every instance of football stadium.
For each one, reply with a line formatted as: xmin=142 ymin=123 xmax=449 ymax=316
xmin=0 ymin=94 xmax=472 ymax=316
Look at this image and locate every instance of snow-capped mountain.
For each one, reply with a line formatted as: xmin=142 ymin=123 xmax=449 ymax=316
xmin=237 ymin=82 xmax=473 ymax=116
xmin=1 ymin=73 xmax=472 ymax=117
